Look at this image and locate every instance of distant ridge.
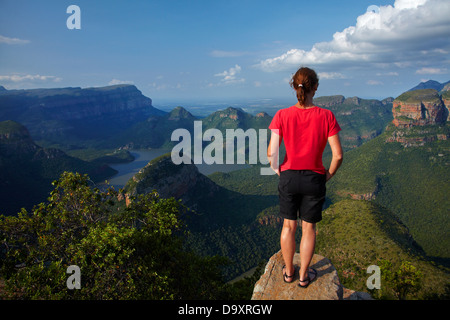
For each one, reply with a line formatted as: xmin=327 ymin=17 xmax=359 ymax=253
xmin=0 ymin=84 xmax=166 ymax=148
xmin=408 ymin=80 xmax=450 ymax=92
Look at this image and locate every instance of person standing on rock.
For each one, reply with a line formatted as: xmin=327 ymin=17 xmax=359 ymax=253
xmin=267 ymin=67 xmax=343 ymax=288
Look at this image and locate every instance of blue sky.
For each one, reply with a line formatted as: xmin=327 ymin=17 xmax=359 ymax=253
xmin=1 ymin=0 xmax=449 ymax=105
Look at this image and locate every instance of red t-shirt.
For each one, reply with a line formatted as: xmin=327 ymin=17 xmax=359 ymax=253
xmin=269 ymin=106 xmax=341 ymax=174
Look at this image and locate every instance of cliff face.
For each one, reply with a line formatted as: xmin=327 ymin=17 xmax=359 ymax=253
xmin=387 ymin=89 xmax=449 ymax=146
xmin=442 ymin=91 xmax=450 ymax=121
xmin=0 ymin=85 xmax=165 ymax=145
xmin=392 ymin=89 xmax=448 ymax=127
xmin=0 ymin=85 xmax=161 ymax=121
xmin=41 ymin=85 xmax=157 ymax=121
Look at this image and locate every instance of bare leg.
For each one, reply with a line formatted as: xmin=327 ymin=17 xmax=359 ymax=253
xmin=299 ymin=220 xmax=316 ymax=281
xmin=280 ymin=219 xmax=297 ymax=281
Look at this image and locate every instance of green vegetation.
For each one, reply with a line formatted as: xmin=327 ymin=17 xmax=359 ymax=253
xmin=315 ymin=96 xmax=393 ymax=151
xmin=65 ymin=148 xmax=134 ymax=164
xmin=0 ymin=121 xmax=119 ymax=216
xmin=395 ymin=89 xmax=441 ymax=103
xmin=202 ymin=107 xmax=271 ymax=131
xmin=112 ymin=108 xmax=197 ymax=149
xmin=209 ymin=165 xmax=280 ymax=196
xmin=327 ymin=124 xmax=450 ymax=259
xmin=124 ymin=152 xmax=184 ymax=194
xmin=442 ymin=90 xmax=450 ymax=100
xmin=0 ymin=172 xmax=238 ymax=299
xmin=379 ymin=260 xmax=423 ymax=300
xmin=0 ymin=120 xmax=26 ymax=135
xmin=316 ymin=199 xmax=449 ymax=299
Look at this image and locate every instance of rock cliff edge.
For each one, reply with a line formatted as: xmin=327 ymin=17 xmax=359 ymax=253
xmin=251 ymin=250 xmax=372 ymax=300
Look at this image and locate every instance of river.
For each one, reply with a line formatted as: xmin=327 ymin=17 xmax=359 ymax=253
xmin=106 ymin=149 xmax=250 ymax=188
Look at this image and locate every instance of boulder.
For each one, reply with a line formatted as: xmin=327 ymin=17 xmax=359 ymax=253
xmin=251 ymin=250 xmax=372 ymax=300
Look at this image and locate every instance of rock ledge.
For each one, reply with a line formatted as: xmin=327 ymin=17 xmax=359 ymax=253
xmin=251 ymin=250 xmax=372 ymax=300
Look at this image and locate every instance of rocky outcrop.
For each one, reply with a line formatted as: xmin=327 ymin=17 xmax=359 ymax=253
xmin=385 ymin=128 xmax=449 ymax=147
xmin=344 ymin=96 xmax=361 ymax=106
xmin=255 ymin=112 xmax=270 ymax=118
xmin=346 ymin=191 xmax=377 ymax=201
xmin=251 ymin=250 xmax=372 ymax=300
xmin=388 ymin=89 xmax=449 ymax=147
xmin=216 ymin=107 xmax=244 ymax=121
xmin=257 ymin=215 xmax=283 ymax=226
xmin=392 ymin=89 xmax=447 ymax=127
xmin=442 ymin=91 xmax=450 ymax=121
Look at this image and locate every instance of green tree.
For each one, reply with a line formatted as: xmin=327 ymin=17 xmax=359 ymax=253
xmin=0 ymin=172 xmax=229 ymax=299
xmin=379 ymin=259 xmax=423 ymax=300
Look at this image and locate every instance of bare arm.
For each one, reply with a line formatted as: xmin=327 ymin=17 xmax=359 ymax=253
xmin=326 ymin=133 xmax=343 ymax=181
xmin=267 ymin=130 xmax=281 ymax=176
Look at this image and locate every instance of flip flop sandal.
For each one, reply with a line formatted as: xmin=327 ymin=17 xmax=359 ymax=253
xmin=282 ymin=265 xmax=295 ymax=283
xmin=298 ymin=268 xmax=317 ymax=288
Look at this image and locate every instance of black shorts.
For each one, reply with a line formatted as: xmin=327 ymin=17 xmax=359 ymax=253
xmin=278 ymin=170 xmax=326 ymax=223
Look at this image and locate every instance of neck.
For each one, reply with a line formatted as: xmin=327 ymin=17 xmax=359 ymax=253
xmin=296 ymin=96 xmax=314 ymax=109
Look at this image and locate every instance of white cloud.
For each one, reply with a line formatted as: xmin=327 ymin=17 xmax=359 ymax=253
xmin=0 ymin=35 xmax=30 ymax=45
xmin=0 ymin=74 xmax=61 ymax=82
xmin=148 ymin=81 xmax=183 ymax=91
xmin=108 ymin=78 xmax=134 ymax=85
xmin=214 ymin=64 xmax=245 ymax=84
xmin=367 ymin=80 xmax=383 ymax=85
xmin=376 ymin=72 xmax=399 ymax=76
xmin=394 ymin=0 xmax=427 ymax=9
xmin=318 ymin=72 xmax=345 ymax=80
xmin=256 ymin=0 xmax=450 ymax=72
xmin=416 ymin=67 xmax=447 ymax=74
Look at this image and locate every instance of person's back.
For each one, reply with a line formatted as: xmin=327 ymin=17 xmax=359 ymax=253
xmin=270 ymin=105 xmax=340 ymax=174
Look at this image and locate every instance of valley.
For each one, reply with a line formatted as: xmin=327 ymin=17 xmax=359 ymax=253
xmin=0 ymin=80 xmax=449 ymax=299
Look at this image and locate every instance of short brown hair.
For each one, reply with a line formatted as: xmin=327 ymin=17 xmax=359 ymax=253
xmin=290 ymin=67 xmax=319 ymax=105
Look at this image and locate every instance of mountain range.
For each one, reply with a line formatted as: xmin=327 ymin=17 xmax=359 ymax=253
xmin=0 ymin=79 xmax=449 ymax=299
xmin=408 ymin=80 xmax=450 ymax=93
xmin=0 ymin=85 xmax=165 ymax=149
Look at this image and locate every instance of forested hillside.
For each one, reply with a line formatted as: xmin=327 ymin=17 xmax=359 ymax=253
xmin=326 ymin=88 xmax=449 ymax=261
xmin=0 ymin=120 xmax=118 ymax=216
xmin=316 ymin=200 xmax=449 ymax=299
